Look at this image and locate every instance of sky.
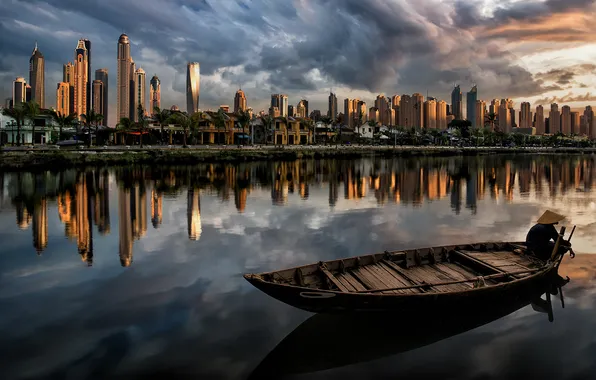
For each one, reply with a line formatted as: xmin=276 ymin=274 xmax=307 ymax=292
xmin=1 ymin=0 xmax=596 ymax=126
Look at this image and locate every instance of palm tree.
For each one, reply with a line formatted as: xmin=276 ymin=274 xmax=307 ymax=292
xmin=484 ymin=113 xmax=497 ymax=132
xmin=169 ymin=111 xmax=191 ymax=147
xmin=214 ymin=109 xmax=227 ymax=145
xmin=2 ymin=104 xmax=28 ymax=146
xmin=81 ymin=109 xmax=104 ymax=147
xmin=136 ymin=105 xmax=149 ymax=148
xmin=153 ymin=106 xmax=171 ymax=144
xmin=281 ymin=116 xmax=291 ymax=146
xmin=117 ymin=117 xmax=134 ymax=145
xmin=47 ymin=110 xmax=77 ymax=142
xmin=24 ymin=101 xmax=41 ymax=145
xmin=304 ymin=118 xmax=315 ymax=144
xmin=262 ymin=115 xmax=273 ymax=145
xmin=237 ymin=109 xmax=251 ymax=145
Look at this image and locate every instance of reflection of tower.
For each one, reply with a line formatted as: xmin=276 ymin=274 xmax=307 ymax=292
xmin=32 ymin=197 xmax=48 ymax=254
xmin=76 ymin=177 xmax=91 ymax=264
xmin=450 ymin=179 xmax=462 ymax=215
xmin=15 ymin=201 xmax=32 ymax=230
xmin=465 ymin=173 xmax=477 ymax=214
xmin=118 ymin=187 xmax=133 ymax=267
xmin=58 ymin=190 xmax=77 ymax=239
xmin=187 ymin=188 xmax=202 ymax=241
xmin=94 ymin=171 xmax=111 ymax=234
xmin=151 ymin=189 xmax=163 ymax=228
xmin=131 ymin=183 xmax=147 ymax=240
xmin=234 ymin=188 xmax=247 ymax=213
xmin=329 ymin=175 xmax=339 ymax=208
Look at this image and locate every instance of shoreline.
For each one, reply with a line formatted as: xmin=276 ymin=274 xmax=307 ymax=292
xmin=1 ymin=145 xmax=595 ymax=170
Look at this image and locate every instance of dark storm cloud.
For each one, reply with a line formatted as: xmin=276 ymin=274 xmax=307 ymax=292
xmin=535 ymin=92 xmax=596 ymax=105
xmin=535 ymin=64 xmax=596 ymax=86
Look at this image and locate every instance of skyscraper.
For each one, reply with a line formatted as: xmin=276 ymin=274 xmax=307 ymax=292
xmin=328 ymin=92 xmax=337 ymax=121
xmin=412 ymin=93 xmax=424 ymax=128
xmin=150 ymin=75 xmax=161 ymax=112
xmin=584 ymin=106 xmax=594 ymax=138
xmin=12 ymin=77 xmax=26 ymax=107
xmin=56 ymin=82 xmax=70 ymax=116
xmin=95 ymin=69 xmax=108 ymax=126
xmin=344 ymin=98 xmax=355 ymax=128
xmin=451 ymin=85 xmax=463 ymax=120
xmin=134 ymin=67 xmax=146 ymax=119
xmin=571 ymin=112 xmax=580 ymax=135
xmin=234 ymin=89 xmax=246 ymax=113
xmin=475 ymin=100 xmax=486 ymax=130
xmin=549 ymin=103 xmax=560 ymax=134
xmin=129 ymin=59 xmax=136 ymax=119
xmin=299 ymin=99 xmax=309 ymax=117
xmin=92 ymin=80 xmax=104 ymax=122
xmin=498 ymin=100 xmax=511 ymax=132
xmin=561 ymin=105 xmax=571 ymax=135
xmin=375 ymin=95 xmax=389 ymax=125
xmin=436 ymin=100 xmax=447 ymax=130
xmin=117 ymin=34 xmax=131 ymax=122
xmin=29 ymin=42 xmax=44 ymax=108
xmin=520 ymin=102 xmax=532 ymax=129
xmin=186 ymin=62 xmax=200 ymax=114
xmin=83 ymin=39 xmax=92 ymax=115
xmin=74 ymin=39 xmax=88 ymax=120
xmin=296 ymin=100 xmax=307 ymax=118
xmin=399 ymin=95 xmax=413 ymax=127
xmin=423 ymin=99 xmax=436 ymax=129
xmin=535 ymin=105 xmax=545 ymax=134
xmin=280 ymin=94 xmax=288 ymax=117
xmin=466 ymin=85 xmax=477 ymax=127
xmin=63 ymin=62 xmax=75 ymax=115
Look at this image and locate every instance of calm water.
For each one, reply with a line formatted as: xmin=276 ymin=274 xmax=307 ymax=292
xmin=0 ymin=155 xmax=595 ymax=380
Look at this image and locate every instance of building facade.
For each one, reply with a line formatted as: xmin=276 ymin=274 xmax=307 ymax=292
xmin=466 ymin=85 xmax=477 ymax=127
xmin=29 ymin=43 xmax=44 ymax=108
xmin=134 ymin=68 xmax=146 ymax=119
xmin=117 ymin=34 xmax=131 ymax=122
xmin=73 ymin=39 xmax=88 ymax=120
xmin=186 ymin=62 xmax=200 ymax=114
xmin=12 ymin=77 xmax=26 ymax=107
xmin=56 ymin=82 xmax=70 ymax=116
xmin=95 ymin=68 xmax=108 ymax=126
xmin=233 ymin=89 xmax=246 ymax=113
xmin=451 ymin=85 xmax=463 ymax=120
xmin=549 ymin=103 xmax=560 ymax=134
xmin=92 ymin=80 xmax=104 ymax=122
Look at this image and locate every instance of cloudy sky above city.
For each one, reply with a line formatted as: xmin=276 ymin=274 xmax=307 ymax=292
xmin=1 ymin=0 xmax=596 ymax=125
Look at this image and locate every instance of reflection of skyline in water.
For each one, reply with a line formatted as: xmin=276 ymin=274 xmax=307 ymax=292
xmin=1 ymin=155 xmax=596 ymax=265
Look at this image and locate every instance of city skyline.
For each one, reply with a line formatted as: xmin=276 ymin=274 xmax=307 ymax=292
xmin=1 ymin=0 xmax=596 ymax=126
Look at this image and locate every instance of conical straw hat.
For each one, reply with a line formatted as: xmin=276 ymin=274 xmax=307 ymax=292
xmin=537 ymin=210 xmax=565 ymax=224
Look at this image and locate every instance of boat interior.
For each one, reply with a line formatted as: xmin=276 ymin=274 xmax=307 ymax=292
xmin=258 ymin=242 xmax=548 ymax=294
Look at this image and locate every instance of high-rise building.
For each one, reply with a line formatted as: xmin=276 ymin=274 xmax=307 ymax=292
xmin=56 ymin=82 xmax=70 ymax=116
xmin=25 ymin=85 xmax=32 ymax=103
xmin=83 ymin=39 xmax=92 ymax=115
xmin=280 ymin=94 xmax=288 ymax=117
xmin=357 ymin=101 xmax=367 ymax=124
xmin=391 ymin=95 xmax=401 ymax=125
xmin=63 ymin=62 xmax=75 ymax=115
xmin=134 ymin=68 xmax=146 ymax=119
xmin=571 ymin=112 xmax=580 ymax=135
xmin=288 ymin=105 xmax=295 ymax=117
xmin=498 ymin=100 xmax=511 ymax=132
xmin=519 ymin=102 xmax=532 ymax=129
xmin=451 ymin=85 xmax=463 ymax=120
xmin=298 ymin=100 xmax=308 ymax=118
xmin=489 ymin=99 xmax=500 ymax=116
xmin=129 ymin=59 xmax=136 ymax=119
xmin=375 ymin=95 xmax=389 ymax=125
xmin=584 ymin=106 xmax=594 ymax=138
xmin=466 ymin=85 xmax=477 ymax=126
xmin=368 ymin=107 xmax=379 ymax=123
xmin=186 ymin=62 xmax=200 ymax=114
xmin=12 ymin=77 xmax=26 ymax=107
xmin=344 ymin=98 xmax=355 ymax=128
xmin=117 ymin=34 xmax=131 ymax=122
xmin=399 ymin=95 xmax=413 ymax=127
xmin=549 ymin=103 xmax=560 ymax=134
xmin=475 ymin=100 xmax=486 ymax=130
xmin=73 ymin=39 xmax=88 ymax=121
xmin=423 ymin=99 xmax=436 ymax=129
xmin=234 ymin=89 xmax=247 ymax=113
xmin=535 ymin=105 xmax=545 ymax=134
xmin=29 ymin=42 xmax=44 ymax=108
xmin=412 ymin=93 xmax=424 ymax=128
xmin=328 ymin=92 xmax=337 ymax=121
xmin=296 ymin=101 xmax=307 ymax=118
xmin=436 ymin=100 xmax=447 ymax=130
xmin=561 ymin=105 xmax=571 ymax=135
xmin=92 ymin=80 xmax=104 ymax=122
xmin=150 ymin=75 xmax=161 ymax=113
xmin=95 ymin=69 xmax=108 ymax=126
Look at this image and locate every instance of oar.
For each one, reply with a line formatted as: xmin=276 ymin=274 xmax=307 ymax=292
xmin=567 ymin=225 xmax=577 ymax=259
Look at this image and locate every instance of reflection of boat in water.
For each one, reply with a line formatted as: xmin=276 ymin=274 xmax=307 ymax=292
xmin=249 ymin=273 xmax=569 ymax=379
xmin=245 ymin=234 xmax=573 ymax=313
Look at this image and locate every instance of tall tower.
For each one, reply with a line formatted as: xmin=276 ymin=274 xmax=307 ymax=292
xmin=561 ymin=105 xmax=571 ymax=135
xmin=280 ymin=94 xmax=288 ymax=117
xmin=73 ymin=39 xmax=88 ymax=120
xmin=466 ymin=85 xmax=477 ymax=127
xmin=134 ymin=68 xmax=147 ymax=120
xmin=63 ymin=62 xmax=75 ymax=115
xmin=549 ymin=103 xmax=560 ymax=134
xmin=186 ymin=62 xmax=200 ymax=114
xmin=436 ymin=100 xmax=447 ymax=130
xmin=412 ymin=93 xmax=424 ymax=128
xmin=451 ymin=85 xmax=463 ymax=120
xmin=29 ymin=42 xmax=44 ymax=108
xmin=95 ymin=69 xmax=108 ymax=126
xmin=535 ymin=105 xmax=545 ymax=134
xmin=117 ymin=34 xmax=131 ymax=122
xmin=92 ymin=80 xmax=104 ymax=123
xmin=328 ymin=92 xmax=337 ymax=121
xmin=234 ymin=89 xmax=246 ymax=113
xmin=150 ymin=75 xmax=161 ymax=112
xmin=83 ymin=39 xmax=91 ymax=114
xmin=129 ymin=59 xmax=136 ymax=120
xmin=56 ymin=82 xmax=70 ymax=116
xmin=520 ymin=102 xmax=532 ymax=129
xmin=12 ymin=77 xmax=26 ymax=107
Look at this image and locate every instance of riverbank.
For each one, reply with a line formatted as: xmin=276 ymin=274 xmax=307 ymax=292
xmin=1 ymin=145 xmax=595 ymax=170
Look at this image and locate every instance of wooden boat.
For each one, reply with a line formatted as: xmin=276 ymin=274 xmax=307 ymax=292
xmin=248 ymin=275 xmax=567 ymax=378
xmin=244 ymin=236 xmax=571 ymax=313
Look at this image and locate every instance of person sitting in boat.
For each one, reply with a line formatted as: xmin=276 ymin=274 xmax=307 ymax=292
xmin=525 ymin=210 xmax=571 ymax=260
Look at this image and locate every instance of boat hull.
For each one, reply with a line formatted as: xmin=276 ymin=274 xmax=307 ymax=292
xmin=244 ymin=265 xmax=559 ymax=313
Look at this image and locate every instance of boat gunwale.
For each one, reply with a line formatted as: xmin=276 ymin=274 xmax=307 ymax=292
xmin=244 ymin=241 xmax=553 ymax=297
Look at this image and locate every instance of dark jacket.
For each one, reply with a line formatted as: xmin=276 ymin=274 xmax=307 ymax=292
xmin=525 ymin=223 xmax=559 ymax=255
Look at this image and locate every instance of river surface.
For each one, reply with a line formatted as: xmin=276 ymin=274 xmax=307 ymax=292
xmin=0 ymin=155 xmax=595 ymax=380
